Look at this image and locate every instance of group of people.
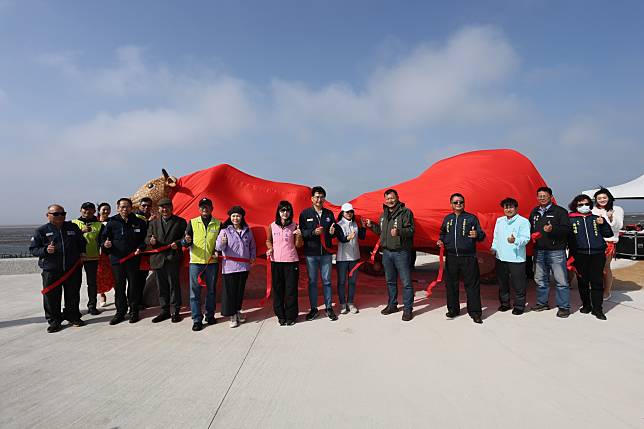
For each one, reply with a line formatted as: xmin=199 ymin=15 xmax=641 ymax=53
xmin=29 ymin=184 xmax=623 ymax=334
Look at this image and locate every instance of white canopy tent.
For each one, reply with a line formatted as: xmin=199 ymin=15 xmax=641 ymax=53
xmin=583 ymin=174 xmax=644 ymax=200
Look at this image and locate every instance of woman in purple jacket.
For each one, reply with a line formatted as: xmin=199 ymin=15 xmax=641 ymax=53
xmin=216 ymin=206 xmax=256 ymax=328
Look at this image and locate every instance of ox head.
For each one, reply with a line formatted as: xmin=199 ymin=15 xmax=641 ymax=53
xmin=131 ymin=168 xmax=178 ymax=211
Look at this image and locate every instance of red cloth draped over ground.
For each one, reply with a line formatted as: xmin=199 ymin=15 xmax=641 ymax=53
xmin=160 ymin=149 xmax=546 ymax=279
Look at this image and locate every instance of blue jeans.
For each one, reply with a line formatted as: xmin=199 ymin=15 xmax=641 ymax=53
xmin=189 ymin=263 xmax=218 ymax=322
xmin=305 ymin=255 xmax=332 ymax=310
xmin=336 ymin=260 xmax=359 ymax=305
xmin=381 ymin=249 xmax=413 ymax=311
xmin=534 ymin=249 xmax=570 ymax=309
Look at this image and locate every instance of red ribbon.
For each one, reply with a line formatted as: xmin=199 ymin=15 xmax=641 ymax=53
xmin=345 ymin=240 xmax=380 ymax=277
xmin=425 ymin=246 xmax=445 ymax=297
xmin=605 ymin=242 xmax=615 ymax=257
xmin=118 ymin=243 xmax=175 ymax=264
xmin=566 ymin=256 xmax=580 ymax=276
xmin=41 ymin=259 xmax=83 ymax=295
xmin=530 ymin=232 xmax=542 ymax=243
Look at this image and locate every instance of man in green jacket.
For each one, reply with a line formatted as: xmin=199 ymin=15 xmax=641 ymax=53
xmin=71 ymin=202 xmax=103 ymax=315
xmin=366 ymin=189 xmax=415 ymax=321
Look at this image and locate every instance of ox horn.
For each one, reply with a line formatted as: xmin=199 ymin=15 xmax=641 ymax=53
xmin=162 ymin=168 xmax=178 ymax=187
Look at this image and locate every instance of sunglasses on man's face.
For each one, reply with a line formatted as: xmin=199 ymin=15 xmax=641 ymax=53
xmin=48 ymin=212 xmax=66 ymax=217
xmin=451 ymin=200 xmax=464 ymax=205
xmin=577 ymin=203 xmax=591 ymax=207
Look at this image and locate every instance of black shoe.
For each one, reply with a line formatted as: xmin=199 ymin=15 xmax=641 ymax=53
xmin=579 ymin=306 xmax=592 ymax=314
xmin=110 ymin=315 xmax=125 ymax=325
xmin=472 ymin=315 xmax=483 ymax=324
xmin=88 ymin=307 xmax=101 ymax=316
xmin=380 ymin=305 xmax=399 ymax=315
xmin=192 ymin=322 xmax=203 ymax=331
xmin=326 ymin=308 xmax=338 ymax=321
xmin=152 ymin=312 xmax=171 ymax=323
xmin=286 ymin=319 xmax=296 ymax=326
xmin=206 ymin=316 xmax=217 ymax=325
xmin=129 ymin=312 xmax=140 ymax=323
xmin=445 ymin=310 xmax=460 ymax=318
xmin=278 ymin=318 xmax=286 ymax=326
xmin=512 ymin=308 xmax=524 ymax=315
xmin=556 ymin=308 xmax=570 ymax=318
xmin=171 ymin=312 xmax=182 ymax=323
xmin=593 ymin=310 xmax=607 ymax=320
xmin=47 ymin=321 xmax=62 ymax=333
xmin=498 ymin=305 xmax=511 ymax=312
xmin=402 ymin=310 xmax=413 ymax=321
xmin=71 ymin=319 xmax=86 ymax=327
xmin=305 ymin=308 xmax=319 ymax=321
xmin=532 ymin=303 xmax=550 ymax=312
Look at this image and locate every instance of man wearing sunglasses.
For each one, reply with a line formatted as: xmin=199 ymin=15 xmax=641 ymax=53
xmin=437 ymin=193 xmax=486 ymax=324
xmin=30 ymin=205 xmax=87 ymax=333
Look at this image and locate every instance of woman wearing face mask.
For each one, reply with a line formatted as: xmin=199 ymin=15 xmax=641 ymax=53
xmin=568 ymin=195 xmax=614 ymax=320
xmin=96 ymin=202 xmax=114 ymax=307
xmin=216 ymin=206 xmax=256 ymax=328
xmin=334 ymin=203 xmax=366 ymax=314
xmin=592 ymin=188 xmax=624 ymax=300
xmin=266 ymin=201 xmax=303 ymax=326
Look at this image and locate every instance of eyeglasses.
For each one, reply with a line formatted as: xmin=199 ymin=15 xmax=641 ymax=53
xmin=577 ymin=203 xmax=590 ymax=207
xmin=451 ymin=200 xmax=464 ymax=205
xmin=140 ymin=204 xmax=151 ymax=208
xmin=48 ymin=212 xmax=67 ymax=217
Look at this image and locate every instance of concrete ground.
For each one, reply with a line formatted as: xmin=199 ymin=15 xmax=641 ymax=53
xmin=1 ymin=263 xmax=643 ymax=429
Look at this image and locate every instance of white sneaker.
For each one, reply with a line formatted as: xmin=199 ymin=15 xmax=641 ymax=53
xmin=340 ymin=305 xmax=349 ymax=315
xmin=100 ymin=294 xmax=108 ymax=307
xmin=348 ymin=303 xmax=359 ymax=314
xmin=237 ymin=311 xmax=246 ymax=323
xmin=229 ymin=316 xmax=239 ymax=328
xmin=603 ymin=293 xmax=612 ymax=301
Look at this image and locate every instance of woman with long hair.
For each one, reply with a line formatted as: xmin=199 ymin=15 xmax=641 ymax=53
xmin=216 ymin=206 xmax=256 ymax=328
xmin=592 ymin=188 xmax=624 ymax=300
xmin=568 ymin=194 xmax=614 ymax=319
xmin=266 ymin=201 xmax=303 ymax=326
xmin=96 ymin=202 xmax=114 ymax=307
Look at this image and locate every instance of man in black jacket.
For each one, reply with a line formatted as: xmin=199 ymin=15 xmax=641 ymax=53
xmin=100 ymin=198 xmax=148 ymax=325
xmin=299 ymin=186 xmax=338 ymax=321
xmin=145 ymin=198 xmax=187 ymax=323
xmin=437 ymin=193 xmax=486 ymax=324
xmin=30 ymin=204 xmax=87 ymax=332
xmin=529 ymin=187 xmax=571 ymax=318
xmin=366 ymin=189 xmax=415 ymax=321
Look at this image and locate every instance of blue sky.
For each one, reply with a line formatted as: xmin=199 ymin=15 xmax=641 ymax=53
xmin=1 ymin=0 xmax=643 ymax=224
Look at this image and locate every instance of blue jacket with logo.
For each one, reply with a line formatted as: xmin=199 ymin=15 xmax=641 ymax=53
xmin=30 ymin=222 xmax=86 ymax=272
xmin=99 ymin=213 xmax=148 ymax=265
xmin=568 ymin=213 xmax=613 ymax=255
xmin=439 ymin=211 xmax=486 ymax=257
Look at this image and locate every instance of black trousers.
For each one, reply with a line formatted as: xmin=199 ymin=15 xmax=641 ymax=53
xmin=574 ymin=252 xmax=605 ymax=312
xmin=82 ymin=260 xmax=98 ymax=309
xmin=42 ymin=268 xmax=82 ymax=324
xmin=155 ymin=262 xmax=182 ymax=313
xmin=272 ymin=262 xmax=299 ymax=321
xmin=136 ymin=269 xmax=149 ymax=307
xmin=111 ymin=258 xmax=140 ymax=317
xmin=496 ymin=259 xmax=527 ymax=310
xmin=221 ymin=271 xmax=249 ymax=316
xmin=445 ymin=255 xmax=482 ymax=316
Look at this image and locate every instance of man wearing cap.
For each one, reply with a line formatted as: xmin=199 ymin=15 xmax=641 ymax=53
xmin=30 ymin=204 xmax=87 ymax=332
xmin=100 ymin=198 xmax=148 ymax=325
xmin=184 ymin=197 xmax=221 ymax=331
xmin=299 ymin=186 xmax=338 ymax=321
xmin=145 ymin=198 xmax=187 ymax=323
xmin=365 ymin=189 xmax=415 ymax=321
xmin=71 ymin=202 xmax=104 ymax=315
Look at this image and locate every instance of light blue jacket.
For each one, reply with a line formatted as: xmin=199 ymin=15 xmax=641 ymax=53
xmin=491 ymin=214 xmax=531 ymax=263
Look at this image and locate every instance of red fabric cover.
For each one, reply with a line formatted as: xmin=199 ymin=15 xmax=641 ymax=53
xmin=169 ymin=149 xmax=548 ymax=259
